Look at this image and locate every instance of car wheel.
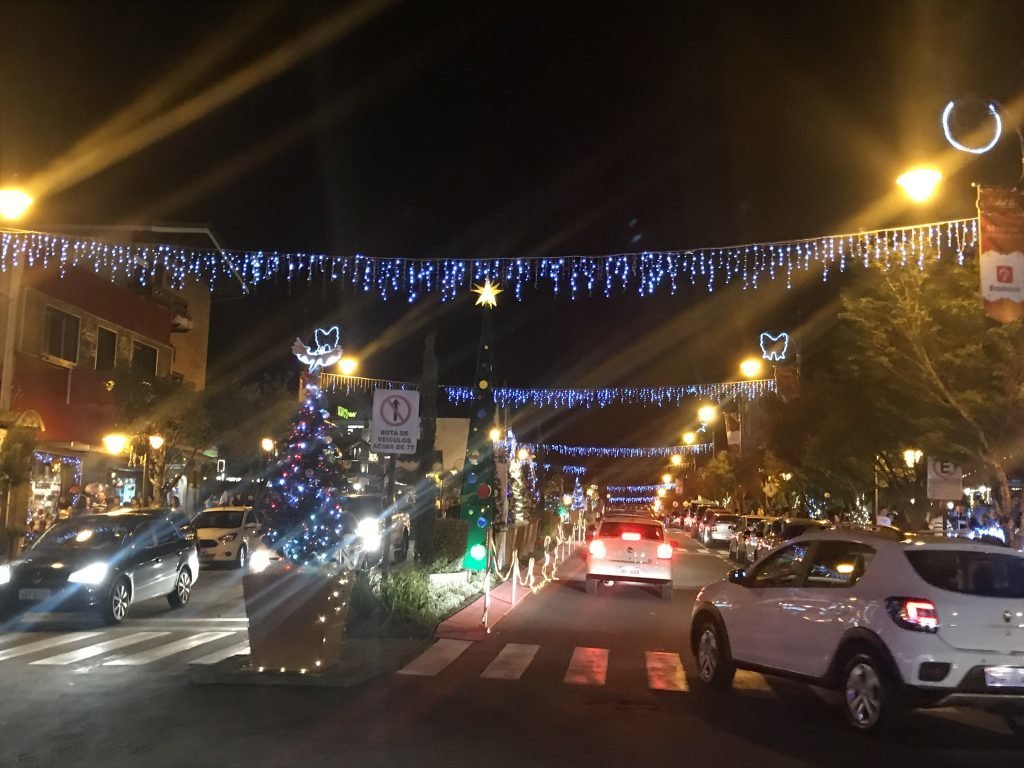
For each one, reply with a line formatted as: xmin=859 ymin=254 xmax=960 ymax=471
xmin=694 ymin=617 xmax=735 ymax=689
xmin=841 ymin=653 xmax=900 ymax=732
xmin=235 ymin=544 xmax=248 ymax=570
xmin=393 ymin=531 xmax=410 ymax=563
xmin=167 ymin=568 xmax=192 ymax=609
xmin=660 ymin=583 xmax=672 ymax=601
xmin=584 ymin=577 xmax=598 ymax=594
xmin=101 ymin=578 xmax=131 ymax=625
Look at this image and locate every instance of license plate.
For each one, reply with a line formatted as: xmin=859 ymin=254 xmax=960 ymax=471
xmin=985 ymin=667 xmax=1024 ymax=687
xmin=19 ymin=588 xmax=51 ymax=601
xmin=620 ymin=566 xmax=641 ymax=576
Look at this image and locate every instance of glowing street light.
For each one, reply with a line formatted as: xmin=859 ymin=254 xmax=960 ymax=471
xmin=0 ymin=187 xmax=33 ymax=221
xmin=148 ymin=434 xmax=165 ymax=451
xmin=338 ymin=356 xmax=359 ymax=376
xmin=657 ymin=487 xmax=667 ymax=498
xmin=896 ymin=167 xmax=942 ymax=204
xmin=102 ymin=433 xmax=129 ymax=455
xmin=670 ymin=453 xmax=683 ymax=466
xmin=682 ymin=431 xmax=696 ymax=445
xmin=562 ymin=494 xmax=573 ymax=507
xmin=903 ymin=448 xmax=923 ymax=468
xmin=260 ymin=437 xmax=275 ymax=453
xmin=517 ymin=447 xmax=530 ymax=461
xmin=488 ymin=427 xmax=502 ymax=442
xmin=739 ymin=357 xmax=763 ymax=378
xmin=661 ymin=473 xmax=673 ymax=485
xmin=697 ymin=404 xmax=718 ymax=424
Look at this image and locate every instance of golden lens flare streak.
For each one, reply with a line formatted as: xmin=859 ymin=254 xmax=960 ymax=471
xmin=472 ymin=279 xmax=503 ymax=308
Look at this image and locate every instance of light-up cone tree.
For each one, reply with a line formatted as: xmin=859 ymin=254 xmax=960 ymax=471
xmin=459 ymin=280 xmax=502 ymax=570
xmin=259 ymin=381 xmax=346 ymax=564
xmin=242 ymin=328 xmax=353 ymax=674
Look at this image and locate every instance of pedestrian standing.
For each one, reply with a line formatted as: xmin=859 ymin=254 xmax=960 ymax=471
xmin=876 ymin=506 xmax=893 ymax=527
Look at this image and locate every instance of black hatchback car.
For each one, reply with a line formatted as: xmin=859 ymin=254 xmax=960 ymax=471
xmin=0 ymin=510 xmax=199 ymax=624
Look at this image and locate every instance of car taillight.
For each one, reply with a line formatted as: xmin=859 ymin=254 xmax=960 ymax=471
xmin=621 ymin=532 xmax=641 ymax=541
xmin=589 ymin=540 xmax=606 ymax=558
xmin=886 ymin=597 xmax=939 ymax=633
xmin=657 ymin=543 xmax=673 ymax=559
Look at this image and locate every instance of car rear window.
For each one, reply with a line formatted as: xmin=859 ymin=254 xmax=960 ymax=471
xmin=905 ymin=550 xmax=1024 ymax=598
xmin=782 ymin=523 xmax=815 ymax=539
xmin=715 ymin=515 xmax=739 ymax=525
xmin=598 ymin=521 xmax=663 ymax=540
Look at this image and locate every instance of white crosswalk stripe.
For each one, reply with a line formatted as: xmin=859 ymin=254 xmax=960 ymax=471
xmin=0 ymin=632 xmax=103 ymax=661
xmin=397 ymin=638 xmax=472 ymax=676
xmin=564 ymin=646 xmax=608 ymax=686
xmin=480 ymin=643 xmax=539 ymax=680
xmin=31 ymin=632 xmax=170 ymax=666
xmin=398 ymin=642 xmax=774 ymax=696
xmin=104 ymin=631 xmax=235 ymax=666
xmin=645 ymin=651 xmax=688 ymax=692
xmin=189 ymin=640 xmax=250 ymax=665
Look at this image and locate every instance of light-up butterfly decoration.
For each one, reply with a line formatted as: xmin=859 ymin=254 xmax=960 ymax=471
xmin=292 ymin=326 xmax=343 ymax=371
xmin=759 ymin=332 xmax=789 ymax=362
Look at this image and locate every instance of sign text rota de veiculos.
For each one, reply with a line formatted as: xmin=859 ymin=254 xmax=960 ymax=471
xmin=370 ymin=390 xmax=420 ymax=455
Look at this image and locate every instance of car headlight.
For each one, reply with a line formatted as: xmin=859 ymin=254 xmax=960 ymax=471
xmin=249 ymin=548 xmax=272 ymax=574
xmin=0 ymin=564 xmax=10 ymax=585
xmin=356 ymin=518 xmax=382 ymax=551
xmin=68 ymin=562 xmax=110 ymax=585
xmin=219 ymin=533 xmax=238 ymax=543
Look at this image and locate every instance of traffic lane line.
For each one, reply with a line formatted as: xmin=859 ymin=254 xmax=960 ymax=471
xmin=104 ymin=631 xmax=236 ymax=666
xmin=0 ymin=631 xmax=103 ymax=661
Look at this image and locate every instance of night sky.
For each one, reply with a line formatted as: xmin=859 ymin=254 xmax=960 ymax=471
xmin=3 ymin=1 xmax=1024 ymax=481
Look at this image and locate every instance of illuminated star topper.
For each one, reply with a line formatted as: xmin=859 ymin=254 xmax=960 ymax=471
xmin=472 ymin=279 xmax=503 ymax=308
xmin=759 ymin=332 xmax=790 ymax=362
xmin=292 ymin=325 xmax=343 ymax=371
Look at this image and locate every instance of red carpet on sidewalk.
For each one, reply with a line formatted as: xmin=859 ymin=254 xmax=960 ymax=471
xmin=434 ymin=573 xmax=533 ymax=642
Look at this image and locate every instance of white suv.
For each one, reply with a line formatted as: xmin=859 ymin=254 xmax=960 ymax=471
xmin=690 ymin=529 xmax=1024 ymax=734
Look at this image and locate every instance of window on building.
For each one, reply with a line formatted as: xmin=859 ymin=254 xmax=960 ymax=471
xmin=132 ymin=342 xmax=158 ymax=377
xmin=43 ymin=307 xmax=80 ymax=364
xmin=95 ymin=327 xmax=117 ymax=370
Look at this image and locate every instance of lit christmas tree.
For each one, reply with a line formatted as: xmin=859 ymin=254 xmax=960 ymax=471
xmin=259 ymin=380 xmax=347 ymax=565
xmin=509 ymin=448 xmax=538 ymax=522
xmin=572 ymin=477 xmax=586 ymax=514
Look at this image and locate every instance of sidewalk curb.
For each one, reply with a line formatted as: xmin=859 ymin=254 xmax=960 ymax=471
xmin=188 ymin=637 xmax=431 ymax=688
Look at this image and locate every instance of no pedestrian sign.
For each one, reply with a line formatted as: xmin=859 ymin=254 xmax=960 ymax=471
xmin=369 ymin=389 xmax=420 ymax=455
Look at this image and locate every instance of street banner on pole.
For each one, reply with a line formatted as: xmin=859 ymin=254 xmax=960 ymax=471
xmin=977 ymin=186 xmax=1024 ymax=323
xmin=926 ymin=458 xmax=963 ymax=501
xmin=370 ymin=389 xmax=420 ymax=455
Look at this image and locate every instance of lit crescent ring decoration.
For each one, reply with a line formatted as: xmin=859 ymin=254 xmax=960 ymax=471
xmin=942 ymin=99 xmax=1002 ymax=155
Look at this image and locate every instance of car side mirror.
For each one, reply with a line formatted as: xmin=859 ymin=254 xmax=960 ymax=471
xmin=728 ymin=568 xmax=748 ymax=585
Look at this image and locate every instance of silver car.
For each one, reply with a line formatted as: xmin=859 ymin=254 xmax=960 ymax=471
xmin=585 ymin=515 xmax=675 ymax=600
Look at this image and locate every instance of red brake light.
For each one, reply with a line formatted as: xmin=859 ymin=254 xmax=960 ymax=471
xmin=589 ymin=540 xmax=606 ymax=558
xmin=886 ymin=597 xmax=939 ymax=633
xmin=657 ymin=543 xmax=673 ymax=559
xmin=621 ymin=532 xmax=641 ymax=541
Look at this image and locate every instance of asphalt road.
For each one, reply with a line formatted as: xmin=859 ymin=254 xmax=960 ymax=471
xmin=0 ymin=530 xmax=1021 ymax=767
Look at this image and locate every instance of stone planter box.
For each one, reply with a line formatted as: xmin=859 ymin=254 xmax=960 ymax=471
xmin=243 ymin=569 xmax=353 ymax=673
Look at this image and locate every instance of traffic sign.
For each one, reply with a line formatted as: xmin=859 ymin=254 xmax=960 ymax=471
xmin=369 ymin=390 xmax=420 ymax=455
xmin=927 ymin=459 xmax=963 ymax=501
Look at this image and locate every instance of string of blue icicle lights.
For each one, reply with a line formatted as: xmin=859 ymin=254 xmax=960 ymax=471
xmin=444 ymin=380 xmax=775 ymax=408
xmin=606 ymin=496 xmax=657 ymax=504
xmin=606 ymin=484 xmax=672 ymax=493
xmin=521 ymin=443 xmax=710 ymax=458
xmin=319 ymin=374 xmax=776 ymax=408
xmin=0 ymin=218 xmax=976 ymax=299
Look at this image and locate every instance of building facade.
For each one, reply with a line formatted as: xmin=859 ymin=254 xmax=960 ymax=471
xmin=0 ymin=263 xmax=210 ymax=535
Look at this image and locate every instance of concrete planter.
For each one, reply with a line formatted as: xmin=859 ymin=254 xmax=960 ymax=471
xmin=243 ymin=569 xmax=354 ymax=673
